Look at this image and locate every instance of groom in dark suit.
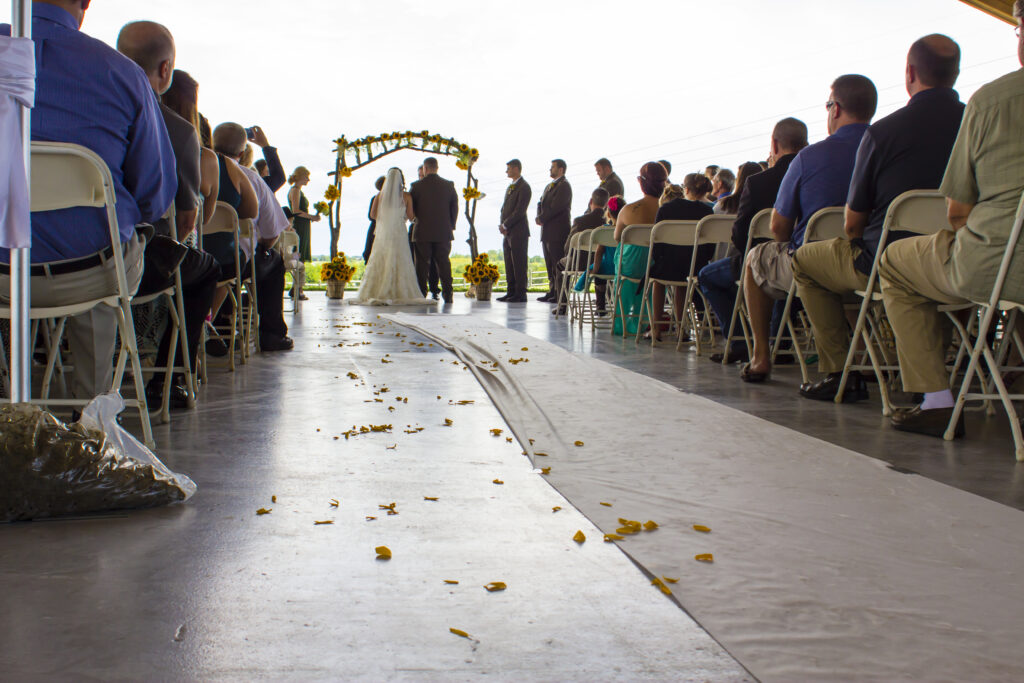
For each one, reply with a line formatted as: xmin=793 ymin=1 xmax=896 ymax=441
xmin=536 ymin=159 xmax=573 ymax=302
xmin=410 ymin=157 xmax=459 ymax=302
xmin=497 ymin=159 xmax=532 ymax=302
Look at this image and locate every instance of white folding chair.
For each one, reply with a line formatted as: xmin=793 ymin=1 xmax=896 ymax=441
xmin=945 ymin=190 xmax=1024 ymax=458
xmin=833 ymin=190 xmax=949 ymax=414
xmin=582 ymin=226 xmax=617 ymax=331
xmin=612 ymin=224 xmax=653 ymax=339
xmin=277 ymin=230 xmax=303 ymax=313
xmin=637 ymin=220 xmax=699 ymax=348
xmin=771 ymin=206 xmax=846 ymax=383
xmin=200 ymin=201 xmax=242 ymax=373
xmin=0 ymin=142 xmax=155 ymax=447
xmin=557 ymin=229 xmax=591 ymax=321
xmin=722 ymin=208 xmax=773 ymax=364
xmin=688 ymin=214 xmax=736 ymax=354
xmin=238 ymin=218 xmax=260 ymax=358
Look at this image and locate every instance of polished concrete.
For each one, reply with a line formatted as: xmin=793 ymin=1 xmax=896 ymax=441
xmin=0 ymin=297 xmax=752 ymax=682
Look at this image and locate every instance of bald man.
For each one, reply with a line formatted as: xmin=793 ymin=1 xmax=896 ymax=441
xmin=792 ymin=35 xmax=965 ymax=403
xmin=118 ymin=20 xmax=222 ymax=408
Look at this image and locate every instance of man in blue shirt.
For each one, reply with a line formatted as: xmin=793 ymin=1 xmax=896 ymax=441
xmin=793 ymin=36 xmax=964 ymax=403
xmin=740 ymin=74 xmax=876 ymax=383
xmin=0 ymin=0 xmax=176 ymax=400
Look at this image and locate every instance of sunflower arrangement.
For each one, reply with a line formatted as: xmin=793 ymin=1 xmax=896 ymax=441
xmin=463 ymin=254 xmax=500 ymax=285
xmin=324 ymin=185 xmax=340 ymax=202
xmin=462 ymin=186 xmax=484 ymax=201
xmin=337 ymin=131 xmax=480 ymax=168
xmin=320 ymin=254 xmax=356 ymax=283
xmin=313 ymin=201 xmax=330 ymax=216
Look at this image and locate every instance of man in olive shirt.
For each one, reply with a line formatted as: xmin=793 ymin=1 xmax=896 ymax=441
xmin=879 ymin=5 xmax=1024 ymax=438
xmin=793 ymin=34 xmax=965 ymax=403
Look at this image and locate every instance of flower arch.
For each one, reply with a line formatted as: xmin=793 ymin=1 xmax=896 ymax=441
xmin=324 ymin=130 xmax=484 ymax=259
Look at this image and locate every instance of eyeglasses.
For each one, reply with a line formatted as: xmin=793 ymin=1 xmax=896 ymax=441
xmin=1016 ymin=26 xmax=1021 ymax=38
xmin=825 ymin=100 xmax=839 ymax=111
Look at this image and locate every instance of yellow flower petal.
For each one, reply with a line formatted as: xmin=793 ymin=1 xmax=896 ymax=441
xmin=599 ymin=502 xmax=613 ymax=507
xmin=330 ymin=499 xmax=339 ymax=507
xmin=574 ymin=440 xmax=584 ymax=447
xmin=540 ymin=467 xmax=551 ymax=475
xmin=490 ymin=428 xmax=503 ymax=436
xmin=663 ymin=577 xmax=680 ymax=584
xmin=484 ymin=581 xmax=507 ymax=592
xmin=693 ymin=524 xmax=711 ymax=533
xmin=444 ymin=580 xmax=459 ymax=585
xmin=424 ymin=496 xmax=439 ymax=501
xmin=695 ymin=553 xmax=714 ymax=563
xmin=375 ymin=546 xmax=392 ymax=560
xmin=573 ymin=530 xmax=586 ymax=544
xmin=552 ymin=506 xmax=562 ymax=512
xmin=271 ymin=495 xmax=277 ymax=503
xmin=256 ymin=508 xmax=272 ymax=515
xmin=643 ymin=520 xmax=659 ymax=531
xmin=492 ymin=479 xmax=504 ymax=485
xmin=444 ymin=418 xmax=453 ymax=426
xmin=505 ymin=437 xmax=513 ymax=443
xmin=449 ymin=627 xmax=471 ymax=639
xmin=603 ymin=533 xmax=624 ymax=542
xmin=314 ymin=520 xmax=334 ymax=525
xmin=651 ymin=577 xmax=673 ymax=595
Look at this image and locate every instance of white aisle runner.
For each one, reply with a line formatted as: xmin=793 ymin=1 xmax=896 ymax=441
xmin=385 ymin=313 xmax=1024 ymax=683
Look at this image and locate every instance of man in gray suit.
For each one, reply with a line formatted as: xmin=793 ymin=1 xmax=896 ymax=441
xmin=536 ymin=158 xmax=573 ymax=302
xmin=498 ymin=159 xmax=532 ymax=302
xmin=595 ymin=158 xmax=624 ymax=200
xmin=410 ymin=157 xmax=458 ymax=302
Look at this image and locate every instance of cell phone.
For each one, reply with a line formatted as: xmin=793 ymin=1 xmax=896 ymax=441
xmin=245 ymin=126 xmax=257 ymax=141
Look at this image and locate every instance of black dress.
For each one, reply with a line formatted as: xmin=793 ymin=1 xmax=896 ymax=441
xmin=649 ymin=198 xmax=714 ymax=281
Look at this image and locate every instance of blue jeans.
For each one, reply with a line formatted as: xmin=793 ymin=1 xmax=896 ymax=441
xmin=699 ymin=258 xmax=741 ymax=352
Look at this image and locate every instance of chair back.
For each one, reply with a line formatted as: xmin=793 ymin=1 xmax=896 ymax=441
xmin=650 ymin=220 xmax=698 ymax=248
xmin=883 ymin=190 xmax=947 ymax=235
xmin=204 ymin=201 xmax=240 ymax=236
xmin=984 ymin=189 xmax=1024 ymax=308
xmin=620 ymin=224 xmax=653 ymax=247
xmin=696 ymin=214 xmax=735 ymax=246
xmin=803 ymin=206 xmax=845 ymax=244
xmin=278 ymin=230 xmax=300 ymax=255
xmin=748 ymin=208 xmax=774 ymax=243
xmin=590 ymin=225 xmax=617 ymax=249
xmin=239 ymin=218 xmax=254 ymax=240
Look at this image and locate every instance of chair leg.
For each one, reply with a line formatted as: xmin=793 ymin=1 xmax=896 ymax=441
xmin=173 ymin=273 xmax=196 ymax=408
xmin=117 ymin=303 xmax=155 ymax=450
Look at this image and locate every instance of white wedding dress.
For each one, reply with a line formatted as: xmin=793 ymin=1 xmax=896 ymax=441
xmin=348 ymin=168 xmax=434 ymax=306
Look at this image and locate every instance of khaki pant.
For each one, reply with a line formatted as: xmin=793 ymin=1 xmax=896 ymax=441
xmin=792 ymin=238 xmax=868 ymax=374
xmin=0 ymin=233 xmax=144 ymax=399
xmin=878 ymin=230 xmax=965 ymax=393
xmin=747 ymin=241 xmax=793 ymax=300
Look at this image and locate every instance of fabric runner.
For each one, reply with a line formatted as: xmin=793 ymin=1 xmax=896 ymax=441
xmin=384 ymin=312 xmax=1024 ymax=682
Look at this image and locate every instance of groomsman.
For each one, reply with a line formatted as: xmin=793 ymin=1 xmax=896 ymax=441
xmin=498 ymin=159 xmax=532 ymax=302
xmin=594 ymin=158 xmax=624 ymax=199
xmin=536 ymin=159 xmax=573 ymax=302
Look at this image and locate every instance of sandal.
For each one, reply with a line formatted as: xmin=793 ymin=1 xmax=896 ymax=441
xmin=740 ymin=362 xmax=770 ymax=383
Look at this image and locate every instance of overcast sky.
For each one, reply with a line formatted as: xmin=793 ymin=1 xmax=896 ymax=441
xmin=5 ymin=1 xmax=1019 ymax=258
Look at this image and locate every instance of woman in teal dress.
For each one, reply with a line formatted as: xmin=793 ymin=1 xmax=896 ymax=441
xmin=287 ymin=166 xmax=320 ymax=262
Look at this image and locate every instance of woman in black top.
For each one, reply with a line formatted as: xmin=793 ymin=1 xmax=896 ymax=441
xmin=648 ymin=176 xmax=714 ymax=339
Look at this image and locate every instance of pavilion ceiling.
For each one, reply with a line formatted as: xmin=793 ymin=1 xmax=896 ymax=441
xmin=960 ymin=0 xmax=1017 ymax=23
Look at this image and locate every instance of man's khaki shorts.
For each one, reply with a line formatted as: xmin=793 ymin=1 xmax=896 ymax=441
xmin=746 ymin=241 xmax=793 ymax=300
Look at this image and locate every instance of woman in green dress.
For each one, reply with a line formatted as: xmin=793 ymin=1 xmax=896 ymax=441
xmin=287 ymin=166 xmax=320 ymax=262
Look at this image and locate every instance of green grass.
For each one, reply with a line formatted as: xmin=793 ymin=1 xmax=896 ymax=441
xmin=290 ymin=251 xmax=550 ymax=292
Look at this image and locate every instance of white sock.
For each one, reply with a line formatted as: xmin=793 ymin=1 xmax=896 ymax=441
xmin=921 ymin=390 xmax=954 ymax=410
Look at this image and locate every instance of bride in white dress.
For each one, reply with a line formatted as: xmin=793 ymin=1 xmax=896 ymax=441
xmin=348 ymin=167 xmax=434 ymax=306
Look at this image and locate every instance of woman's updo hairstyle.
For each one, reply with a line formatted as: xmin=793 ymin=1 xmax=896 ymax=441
xmin=288 ymin=166 xmax=310 ymax=185
xmin=659 ymin=183 xmax=685 ymax=206
xmin=638 ymin=161 xmax=669 ymax=198
xmin=683 ymin=172 xmax=713 ymax=198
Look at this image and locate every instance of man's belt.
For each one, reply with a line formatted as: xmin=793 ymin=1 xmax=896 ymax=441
xmin=0 ymin=243 xmax=119 ymax=277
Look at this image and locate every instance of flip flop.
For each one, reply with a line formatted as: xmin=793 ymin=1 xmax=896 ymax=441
xmin=740 ymin=362 xmax=769 ymax=383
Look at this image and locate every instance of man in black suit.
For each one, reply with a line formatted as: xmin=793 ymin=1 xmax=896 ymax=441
xmin=410 ymin=157 xmax=458 ymax=302
xmin=497 ymin=159 xmax=532 ymax=302
xmin=536 ymin=158 xmax=573 ymax=302
xmin=552 ymin=187 xmax=609 ymax=314
xmin=697 ymin=118 xmax=809 ymax=362
xmin=594 ymin=158 xmax=624 ymax=200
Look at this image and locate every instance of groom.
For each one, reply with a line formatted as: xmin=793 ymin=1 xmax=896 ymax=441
xmin=410 ymin=157 xmax=458 ymax=303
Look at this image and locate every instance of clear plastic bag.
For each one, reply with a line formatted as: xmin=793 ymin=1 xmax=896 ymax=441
xmin=0 ymin=393 xmax=196 ymax=522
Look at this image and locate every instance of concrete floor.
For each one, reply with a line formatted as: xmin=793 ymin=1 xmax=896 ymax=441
xmin=2 ymin=293 xmax=1021 ymax=681
xmin=0 ymin=297 xmax=752 ymax=682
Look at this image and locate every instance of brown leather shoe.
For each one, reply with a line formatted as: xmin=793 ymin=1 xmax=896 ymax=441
xmin=890 ymin=406 xmax=964 ymax=439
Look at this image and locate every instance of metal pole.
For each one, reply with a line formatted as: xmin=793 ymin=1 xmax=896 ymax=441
xmin=9 ymin=0 xmax=32 ymax=403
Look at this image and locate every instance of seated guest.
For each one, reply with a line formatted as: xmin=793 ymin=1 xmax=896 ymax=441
xmin=794 ymin=35 xmax=965 ymax=403
xmin=553 ymin=188 xmax=609 ymax=314
xmin=254 ymin=159 xmax=269 ymax=179
xmin=214 ymin=123 xmax=294 ymax=351
xmin=716 ymin=162 xmax=762 ymax=215
xmin=704 ymin=165 xmax=720 ymax=182
xmin=162 ymin=70 xmax=218 ymax=228
xmin=658 ymin=160 xmax=673 ymax=184
xmin=647 ymin=179 xmax=714 ymax=340
xmin=741 ymin=74 xmax=876 ymax=382
xmin=879 ymin=10 xmax=1024 ymax=438
xmin=0 ymin=1 xmax=175 ymax=402
xmin=698 ymin=119 xmax=809 ymax=363
xmin=612 ymin=162 xmax=668 ymax=336
xmin=595 ymin=158 xmax=624 ymax=199
xmin=116 ymin=20 xmax=222 ymax=408
xmin=240 ymin=143 xmax=254 ymax=169
xmin=711 ymin=168 xmax=735 ymax=206
xmin=590 ymin=195 xmax=627 ymax=314
xmin=688 ymin=173 xmax=714 ymax=207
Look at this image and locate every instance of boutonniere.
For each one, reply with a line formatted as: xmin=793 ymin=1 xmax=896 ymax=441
xmin=506 ymin=184 xmax=516 ymax=196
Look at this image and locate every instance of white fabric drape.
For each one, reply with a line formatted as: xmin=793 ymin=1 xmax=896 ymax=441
xmin=0 ymin=36 xmax=34 ymax=249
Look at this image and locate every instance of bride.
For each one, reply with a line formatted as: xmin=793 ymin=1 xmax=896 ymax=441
xmin=349 ymin=167 xmax=434 ymax=305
